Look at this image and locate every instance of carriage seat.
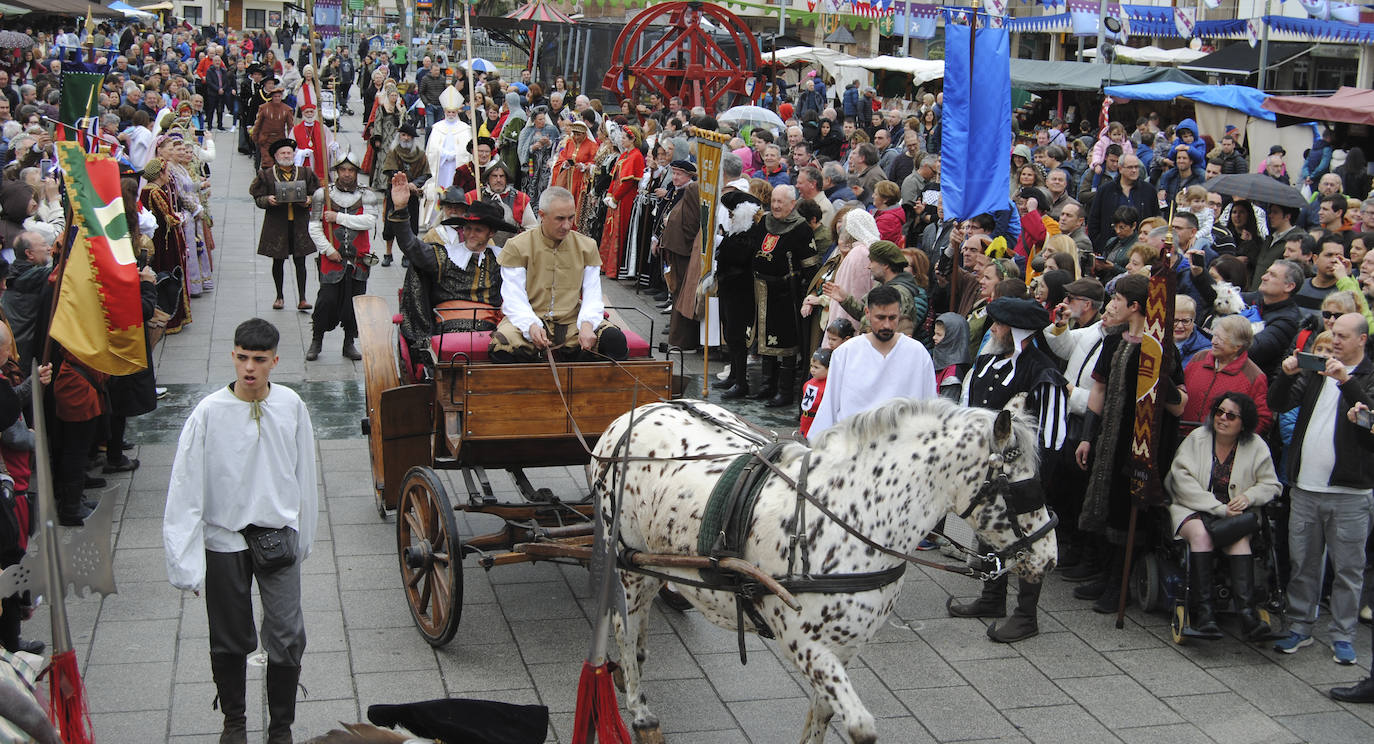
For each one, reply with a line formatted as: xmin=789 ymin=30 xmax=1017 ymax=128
xmin=390 ymin=312 xmax=651 ymax=369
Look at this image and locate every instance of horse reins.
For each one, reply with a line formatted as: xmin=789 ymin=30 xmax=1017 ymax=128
xmin=541 ymin=353 xmax=1049 ymax=582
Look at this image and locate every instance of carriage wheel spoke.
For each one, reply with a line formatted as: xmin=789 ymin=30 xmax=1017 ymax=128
xmin=406 ymin=566 xmax=424 ymax=589
xmin=431 ymin=563 xmax=452 ymax=615
xmin=418 ymin=569 xmax=433 ymax=614
xmin=403 ymin=512 xmax=425 ymax=542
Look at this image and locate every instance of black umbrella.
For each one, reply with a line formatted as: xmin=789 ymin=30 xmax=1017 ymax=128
xmin=0 ymin=31 xmax=34 ymax=50
xmin=1202 ymin=173 xmax=1307 ymax=208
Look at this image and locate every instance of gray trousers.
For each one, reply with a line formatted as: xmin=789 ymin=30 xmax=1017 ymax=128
xmin=205 ymin=540 xmax=306 ymax=666
xmin=1286 ymin=487 xmax=1374 ymax=643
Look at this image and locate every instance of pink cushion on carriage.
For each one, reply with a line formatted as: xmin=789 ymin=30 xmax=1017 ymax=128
xmin=391 ymin=303 xmax=650 ymax=363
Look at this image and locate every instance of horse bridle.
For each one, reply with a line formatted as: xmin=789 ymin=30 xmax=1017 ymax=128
xmin=949 ymin=445 xmax=1060 ymax=578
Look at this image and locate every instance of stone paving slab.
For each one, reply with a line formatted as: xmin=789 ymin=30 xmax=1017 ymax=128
xmin=13 ymin=91 xmax=1370 ymax=744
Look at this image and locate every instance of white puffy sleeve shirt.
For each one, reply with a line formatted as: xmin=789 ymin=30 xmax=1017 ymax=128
xmin=163 ymin=384 xmax=319 ymax=592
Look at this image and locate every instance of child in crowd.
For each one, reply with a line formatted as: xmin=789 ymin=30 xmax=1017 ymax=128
xmin=799 ymin=348 xmax=830 ymax=438
xmin=824 ymin=318 xmax=855 ymax=350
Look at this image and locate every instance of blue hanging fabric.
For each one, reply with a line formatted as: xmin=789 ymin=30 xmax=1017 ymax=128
xmin=940 ymin=17 xmax=1012 ymax=221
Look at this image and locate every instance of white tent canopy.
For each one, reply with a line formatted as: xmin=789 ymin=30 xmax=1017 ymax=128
xmin=844 ymin=55 xmax=947 ymax=85
xmin=770 ymin=46 xmax=873 ymax=92
xmin=1082 ymin=45 xmax=1209 ymax=65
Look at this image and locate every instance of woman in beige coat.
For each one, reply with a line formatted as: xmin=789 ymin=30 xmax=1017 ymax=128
xmin=1165 ymin=391 xmax=1281 ymax=640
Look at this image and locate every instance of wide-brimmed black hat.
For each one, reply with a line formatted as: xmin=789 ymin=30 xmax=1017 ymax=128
xmin=476 ymin=136 xmax=496 ymax=149
xmin=442 ymin=199 xmax=521 ymax=234
xmin=438 ymin=186 xmax=467 ymax=205
xmin=368 ymin=698 xmax=549 ymax=744
xmin=268 ymin=138 xmax=296 ymax=156
xmin=988 ymin=297 xmax=1049 ymax=330
xmin=670 ymin=159 xmax=696 ymax=175
xmin=398 ymin=123 xmax=418 ymax=138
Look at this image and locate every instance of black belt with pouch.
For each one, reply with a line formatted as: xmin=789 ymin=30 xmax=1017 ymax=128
xmin=241 ymin=524 xmax=297 ymax=571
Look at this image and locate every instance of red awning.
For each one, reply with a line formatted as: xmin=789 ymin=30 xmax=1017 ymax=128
xmin=503 ymin=1 xmax=576 ymax=24
xmin=1261 ymin=86 xmax=1374 ymax=127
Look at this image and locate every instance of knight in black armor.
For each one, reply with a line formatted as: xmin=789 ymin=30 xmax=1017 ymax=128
xmin=306 ymin=151 xmax=379 ymax=361
xmin=948 ymin=297 xmax=1069 ymax=642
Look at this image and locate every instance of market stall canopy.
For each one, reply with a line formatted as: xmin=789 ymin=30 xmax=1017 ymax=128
xmin=1008 ymin=59 xmax=1201 ymax=92
xmin=770 ymin=46 xmax=873 ymax=91
xmin=845 ymin=55 xmax=946 ymax=86
xmin=1103 ymin=82 xmax=1274 ymax=121
xmin=1081 ymin=45 xmax=1208 ymax=65
xmin=1179 ymin=41 xmax=1311 ymax=77
xmin=8 ymin=0 xmax=123 ymax=16
xmin=109 ymin=0 xmax=157 ymax=18
xmin=1262 ymin=86 xmax=1374 ymax=127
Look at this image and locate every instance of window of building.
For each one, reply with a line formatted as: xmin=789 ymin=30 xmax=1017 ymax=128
xmin=183 ymin=5 xmax=203 ymax=26
xmin=246 ymin=9 xmax=267 ymax=29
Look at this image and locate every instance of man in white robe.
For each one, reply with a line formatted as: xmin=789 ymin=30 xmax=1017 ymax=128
xmin=422 ymin=85 xmax=472 ymax=226
xmin=807 ymin=284 xmax=937 ymax=440
xmin=163 ymin=318 xmax=318 ymax=744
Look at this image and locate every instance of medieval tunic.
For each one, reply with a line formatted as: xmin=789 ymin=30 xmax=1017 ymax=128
xmin=600 ymin=146 xmax=645 ymax=276
xmin=490 ymin=228 xmax=620 ymax=360
xmin=253 ymin=98 xmax=294 ymax=164
xmin=807 ymin=334 xmax=936 ymax=440
xmin=291 ymin=119 xmax=333 ymax=184
xmin=392 ymin=215 xmax=503 ymax=348
xmin=380 ymin=145 xmax=430 ymax=239
xmin=163 ymin=383 xmax=317 ymax=664
xmin=307 ymin=185 xmax=378 ymax=336
xmin=142 ymin=183 xmax=191 ymax=333
xmin=963 ymin=345 xmax=1069 ymax=457
xmin=250 ymin=165 xmax=321 ymax=260
xmin=754 ymin=211 xmax=821 ymax=358
xmin=549 ymin=135 xmax=598 ymax=219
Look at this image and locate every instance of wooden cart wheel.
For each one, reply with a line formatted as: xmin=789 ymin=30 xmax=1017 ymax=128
xmin=396 ymin=466 xmax=464 ymax=647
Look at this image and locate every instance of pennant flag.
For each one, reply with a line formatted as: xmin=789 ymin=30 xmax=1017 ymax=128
xmin=940 ymin=20 xmax=1012 ymax=221
xmin=51 ymin=142 xmax=147 ymax=376
xmin=57 ymin=59 xmax=106 ymax=143
xmin=1330 ymin=1 xmax=1361 ymax=22
xmin=1203 ymin=0 xmax=1222 ymax=7
xmin=1173 ymin=6 xmax=1196 ymax=38
xmin=987 ymin=0 xmax=1008 ymax=17
xmin=1298 ymin=0 xmax=1330 ymax=19
xmin=1247 ymin=18 xmax=1262 ymax=47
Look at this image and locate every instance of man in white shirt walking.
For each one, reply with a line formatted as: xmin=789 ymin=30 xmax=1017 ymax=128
xmin=163 ymin=319 xmax=318 ymax=744
xmin=807 ymin=285 xmax=937 ymax=440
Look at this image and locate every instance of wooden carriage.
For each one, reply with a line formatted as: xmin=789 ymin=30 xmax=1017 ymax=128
xmin=354 ymin=295 xmax=674 ymax=646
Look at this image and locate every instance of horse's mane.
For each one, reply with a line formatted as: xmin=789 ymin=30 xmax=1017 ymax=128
xmin=807 ymin=396 xmax=1040 ymax=471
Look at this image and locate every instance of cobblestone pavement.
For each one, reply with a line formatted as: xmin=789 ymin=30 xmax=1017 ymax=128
xmin=31 ymin=96 xmax=1374 ymax=744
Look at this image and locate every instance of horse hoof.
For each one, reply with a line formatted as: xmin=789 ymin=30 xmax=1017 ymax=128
xmin=633 ymin=721 xmax=665 ymax=744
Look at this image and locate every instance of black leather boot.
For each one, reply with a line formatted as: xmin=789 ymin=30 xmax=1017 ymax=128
xmin=1091 ymin=547 xmax=1128 ymax=614
xmin=946 ymin=573 xmax=1008 ymax=618
xmin=1229 ymin=554 xmax=1265 ymax=641
xmin=1188 ymin=552 xmax=1222 ymax=639
xmin=720 ymin=378 xmax=749 ymax=399
xmin=1331 ymin=676 xmax=1374 ymax=703
xmin=304 ymin=333 xmax=323 ymax=361
xmin=56 ymin=480 xmax=90 ymax=527
xmin=265 ymin=663 xmax=301 ymax=744
xmin=342 ymin=335 xmax=362 ymax=361
xmin=210 ymin=653 xmax=248 ymax=744
xmin=765 ymin=360 xmax=796 ymax=408
xmin=987 ymin=578 xmax=1041 ymax=643
xmin=749 ymin=358 xmax=778 ymax=400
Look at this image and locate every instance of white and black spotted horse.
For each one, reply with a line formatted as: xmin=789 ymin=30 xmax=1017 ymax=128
xmin=589 ymin=397 xmax=1058 ymax=744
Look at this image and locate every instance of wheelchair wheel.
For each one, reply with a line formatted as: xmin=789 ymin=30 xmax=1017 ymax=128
xmin=1170 ymin=604 xmax=1187 ymax=645
xmin=1133 ymin=552 xmax=1164 ymax=613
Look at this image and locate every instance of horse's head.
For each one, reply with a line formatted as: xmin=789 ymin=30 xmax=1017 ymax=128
xmin=950 ymin=408 xmax=1058 ymax=583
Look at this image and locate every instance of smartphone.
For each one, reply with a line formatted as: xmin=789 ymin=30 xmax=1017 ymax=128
xmin=1297 ymin=352 xmax=1327 ymax=372
xmin=38 ymin=157 xmax=53 ymax=177
xmin=1357 ymin=408 xmax=1374 ymax=430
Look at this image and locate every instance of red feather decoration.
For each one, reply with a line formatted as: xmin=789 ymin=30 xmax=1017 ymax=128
xmin=45 ymin=650 xmax=93 ymax=744
xmin=570 ymin=661 xmax=632 ymax=744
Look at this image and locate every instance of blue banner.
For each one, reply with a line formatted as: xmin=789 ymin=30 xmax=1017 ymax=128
xmin=940 ymin=20 xmax=1011 ymax=221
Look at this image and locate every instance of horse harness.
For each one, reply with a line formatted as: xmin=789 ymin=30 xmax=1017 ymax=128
xmin=578 ymin=376 xmax=1058 ymax=663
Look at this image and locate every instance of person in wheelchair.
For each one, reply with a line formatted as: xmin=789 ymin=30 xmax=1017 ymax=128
xmin=388 ymin=174 xmax=520 ymax=363
xmin=1164 ymin=391 xmax=1281 ymax=640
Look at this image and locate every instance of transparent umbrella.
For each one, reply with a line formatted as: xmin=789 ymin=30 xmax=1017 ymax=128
xmin=717 ymin=105 xmax=786 ymax=135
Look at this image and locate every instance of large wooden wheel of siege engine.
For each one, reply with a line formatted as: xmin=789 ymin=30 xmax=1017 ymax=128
xmin=397 ymin=466 xmax=465 ymax=647
xmin=354 ymin=295 xmax=434 ymax=519
xmin=602 ymin=1 xmax=763 ymax=115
